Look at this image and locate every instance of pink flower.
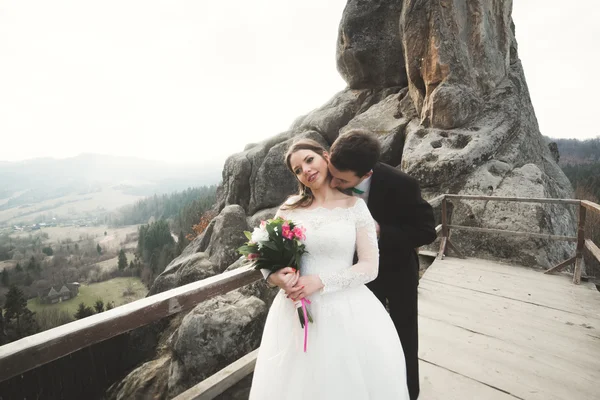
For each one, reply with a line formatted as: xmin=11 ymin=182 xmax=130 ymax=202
xmin=248 ymin=253 xmax=259 ymax=261
xmin=292 ymin=226 xmax=306 ymax=241
xmin=282 ymin=223 xmax=294 ymax=240
xmin=260 ymin=220 xmax=266 ymax=229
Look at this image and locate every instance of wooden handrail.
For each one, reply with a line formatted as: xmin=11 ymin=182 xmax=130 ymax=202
xmin=444 ymin=194 xmax=580 ymax=205
xmin=585 ymin=239 xmax=600 ymax=265
xmin=446 ymin=225 xmax=578 ymax=242
xmin=0 ymin=266 xmax=262 ymax=382
xmin=427 ymin=194 xmax=446 ymax=205
xmin=582 ymin=200 xmax=600 ymax=214
xmin=439 ymin=195 xmax=600 ymax=285
xmin=173 ymin=349 xmax=259 ymax=400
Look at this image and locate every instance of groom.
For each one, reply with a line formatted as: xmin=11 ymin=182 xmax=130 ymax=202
xmin=270 ymin=130 xmax=436 ymax=400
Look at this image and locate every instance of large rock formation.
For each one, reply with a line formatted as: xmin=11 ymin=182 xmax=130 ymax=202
xmin=109 ymin=1 xmax=575 ymax=398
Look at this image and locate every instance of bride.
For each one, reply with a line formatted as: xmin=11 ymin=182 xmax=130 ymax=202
xmin=249 ymin=139 xmax=409 ymax=399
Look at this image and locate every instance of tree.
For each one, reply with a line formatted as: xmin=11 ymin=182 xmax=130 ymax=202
xmin=118 ymin=249 xmax=128 ymax=270
xmin=15 ymin=263 xmax=22 ymax=272
xmin=42 ymin=246 xmax=53 ymax=256
xmin=96 ymin=244 xmax=102 ymax=255
xmin=1 ymin=268 xmax=8 ymax=286
xmin=177 ymin=231 xmax=188 ymax=255
xmin=104 ymin=231 xmax=107 ymax=236
xmin=3 ymin=285 xmax=37 ymax=340
xmin=26 ymin=256 xmax=39 ymax=272
xmin=137 ymin=219 xmax=175 ymax=272
xmin=129 ymin=260 xmax=135 ymax=269
xmin=94 ymin=300 xmax=105 ymax=313
xmin=74 ymin=303 xmax=95 ymax=320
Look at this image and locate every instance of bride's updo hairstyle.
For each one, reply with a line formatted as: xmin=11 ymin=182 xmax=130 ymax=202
xmin=283 ymin=139 xmax=328 ymax=210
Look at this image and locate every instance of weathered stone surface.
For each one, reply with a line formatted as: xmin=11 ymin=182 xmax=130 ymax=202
xmin=401 ymin=0 xmax=512 ymax=129
xmin=179 ymin=218 xmax=215 ymax=258
xmin=397 ymin=0 xmax=574 ymax=266
xmin=206 ymin=205 xmax=249 ymax=272
xmin=293 ymin=89 xmax=369 ymax=143
xmin=246 ymin=206 xmax=278 ymax=230
xmin=449 ymin=163 xmax=575 ymax=266
xmin=219 ymin=129 xmax=329 ymax=215
xmin=337 ymin=0 xmax=406 ymax=89
xmin=167 ymin=291 xmax=267 ymax=398
xmin=148 ymin=252 xmax=216 ymax=296
xmin=106 ymin=355 xmax=170 ymax=400
xmin=341 ymin=89 xmax=412 ymax=166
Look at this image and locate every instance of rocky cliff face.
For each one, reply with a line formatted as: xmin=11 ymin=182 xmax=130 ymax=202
xmin=109 ymin=1 xmax=575 ymax=398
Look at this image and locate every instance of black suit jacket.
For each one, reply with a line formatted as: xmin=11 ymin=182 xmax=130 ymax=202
xmin=366 ymin=163 xmax=436 ymax=292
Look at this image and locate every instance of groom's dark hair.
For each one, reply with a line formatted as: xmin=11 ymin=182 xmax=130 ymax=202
xmin=330 ymin=129 xmax=381 ymax=177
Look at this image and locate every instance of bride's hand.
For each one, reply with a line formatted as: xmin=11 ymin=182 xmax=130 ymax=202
xmin=287 ymin=275 xmax=324 ymax=301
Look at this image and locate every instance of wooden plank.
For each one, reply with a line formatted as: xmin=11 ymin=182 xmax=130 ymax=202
xmin=0 ymin=266 xmax=262 ymax=383
xmin=447 ymin=224 xmax=578 ymax=242
xmin=585 ymin=239 xmax=600 ymax=264
xmin=422 ymin=258 xmax=600 ymax=318
xmin=419 ymin=279 xmax=600 ymax=367
xmin=174 ymin=349 xmax=258 ymax=400
xmin=445 ymin=194 xmax=580 ymax=206
xmin=418 ymin=250 xmax=438 ymax=258
xmin=581 ymin=200 xmax=600 ymax=214
xmin=419 ymin=258 xmax=600 ymax=400
xmin=419 ymin=317 xmax=599 ymax=400
xmin=544 ymin=256 xmax=576 ymax=274
xmin=419 ymin=360 xmax=517 ymax=400
xmin=435 ymin=224 xmax=442 ymax=235
xmin=574 ymin=206 xmax=587 ymax=284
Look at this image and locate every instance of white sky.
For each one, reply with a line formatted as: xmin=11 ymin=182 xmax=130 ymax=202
xmin=0 ymin=1 xmax=597 ymax=166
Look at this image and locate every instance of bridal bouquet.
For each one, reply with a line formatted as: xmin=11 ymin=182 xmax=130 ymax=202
xmin=238 ymin=217 xmax=314 ymax=351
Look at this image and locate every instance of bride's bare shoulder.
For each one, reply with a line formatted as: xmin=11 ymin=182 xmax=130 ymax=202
xmin=333 ymin=191 xmax=357 ymax=208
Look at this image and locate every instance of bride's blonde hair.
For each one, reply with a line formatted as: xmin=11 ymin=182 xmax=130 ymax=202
xmin=283 ymin=138 xmax=329 ymax=210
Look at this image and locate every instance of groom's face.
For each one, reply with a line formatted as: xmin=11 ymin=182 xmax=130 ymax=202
xmin=328 ymin=163 xmax=367 ymax=189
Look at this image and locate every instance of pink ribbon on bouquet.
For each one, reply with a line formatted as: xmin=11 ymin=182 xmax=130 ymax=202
xmin=301 ymin=298 xmax=311 ymax=352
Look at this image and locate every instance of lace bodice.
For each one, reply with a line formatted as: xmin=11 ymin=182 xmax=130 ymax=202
xmin=275 ymin=198 xmax=379 ymax=294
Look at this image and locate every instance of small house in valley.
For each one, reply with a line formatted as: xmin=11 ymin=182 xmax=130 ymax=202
xmin=39 ymin=282 xmax=80 ymax=304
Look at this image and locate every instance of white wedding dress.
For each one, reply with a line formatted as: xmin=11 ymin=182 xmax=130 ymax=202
xmin=249 ymin=198 xmax=409 ymax=400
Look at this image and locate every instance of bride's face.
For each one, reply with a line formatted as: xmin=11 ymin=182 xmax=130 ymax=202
xmin=289 ymin=149 xmax=329 ymax=190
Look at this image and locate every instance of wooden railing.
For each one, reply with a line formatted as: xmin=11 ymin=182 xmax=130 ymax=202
xmin=437 ymin=194 xmax=600 ymax=285
xmin=0 ymin=267 xmax=262 ymax=384
xmin=1 ymin=194 xmax=599 ymax=399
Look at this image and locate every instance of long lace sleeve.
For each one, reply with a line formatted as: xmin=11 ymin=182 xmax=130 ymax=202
xmin=319 ymin=199 xmax=379 ymax=294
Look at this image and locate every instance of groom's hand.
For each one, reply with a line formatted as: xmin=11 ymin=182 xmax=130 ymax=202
xmin=267 ymin=267 xmax=299 ymax=291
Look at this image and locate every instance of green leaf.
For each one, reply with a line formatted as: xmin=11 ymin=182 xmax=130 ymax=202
xmin=244 ymin=231 xmax=253 ymax=241
xmin=260 ymin=241 xmax=279 ymax=251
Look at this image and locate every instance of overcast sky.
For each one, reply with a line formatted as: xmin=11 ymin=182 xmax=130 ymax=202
xmin=0 ymin=1 xmax=597 ymax=166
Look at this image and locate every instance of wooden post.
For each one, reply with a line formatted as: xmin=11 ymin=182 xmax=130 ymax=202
xmin=437 ymin=196 xmax=448 ymax=259
xmin=544 ymin=256 xmax=576 ymax=275
xmin=446 ymin=239 xmax=466 ymax=259
xmin=573 ymin=205 xmax=587 ymax=284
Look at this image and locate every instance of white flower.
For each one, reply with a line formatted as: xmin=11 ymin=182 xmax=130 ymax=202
xmin=251 ymin=226 xmax=269 ymax=243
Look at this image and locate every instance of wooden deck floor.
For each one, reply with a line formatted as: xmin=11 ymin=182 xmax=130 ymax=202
xmin=418 ymin=257 xmax=600 ymax=400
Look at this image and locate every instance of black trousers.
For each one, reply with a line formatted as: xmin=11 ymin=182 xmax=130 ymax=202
xmin=367 ymin=276 xmax=420 ymax=400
